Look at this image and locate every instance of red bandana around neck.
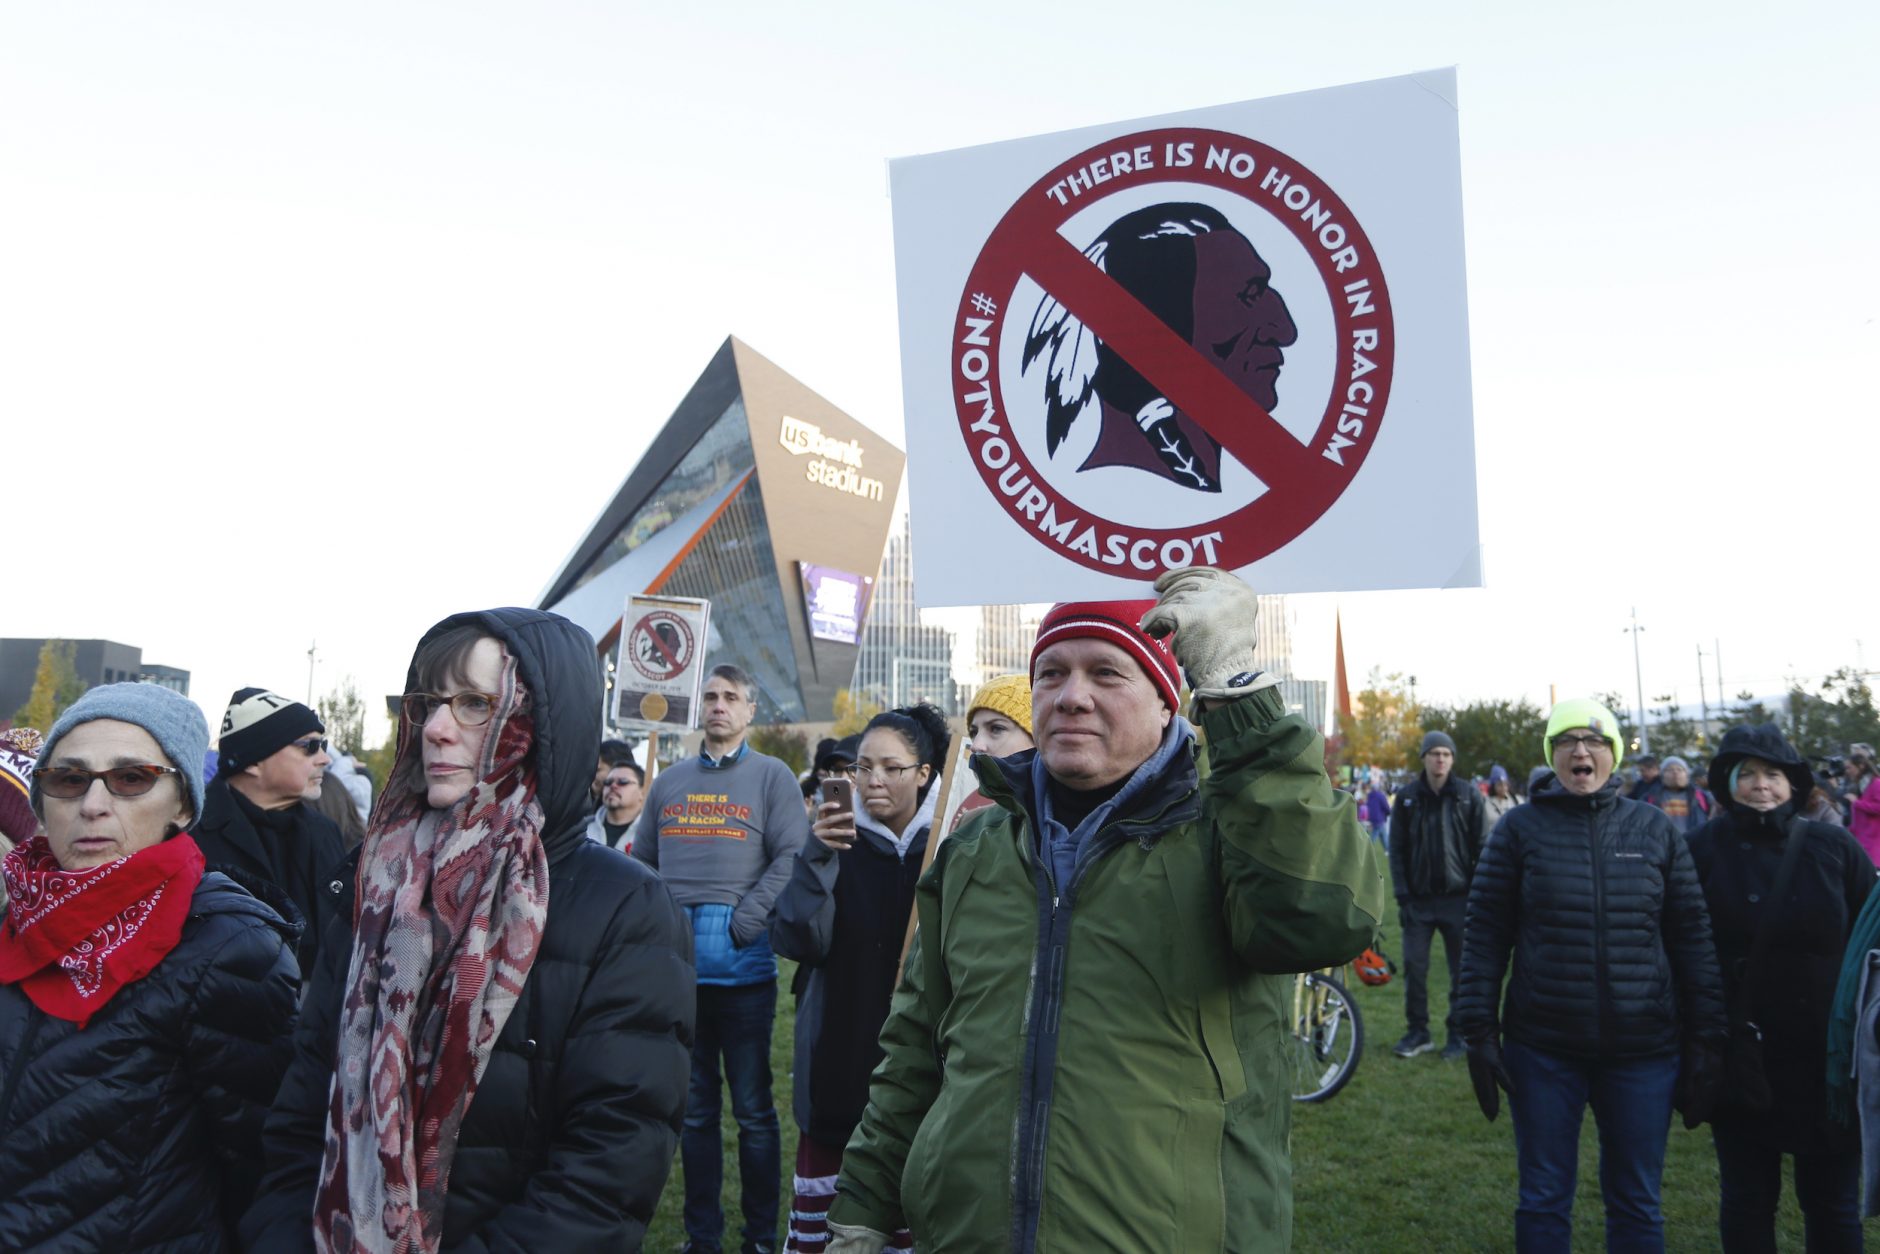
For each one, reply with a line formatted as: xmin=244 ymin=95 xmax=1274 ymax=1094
xmin=0 ymin=833 xmax=205 ymax=1028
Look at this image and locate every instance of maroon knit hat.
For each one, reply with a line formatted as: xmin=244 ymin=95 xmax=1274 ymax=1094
xmin=0 ymin=728 xmax=44 ymax=843
xmin=1029 ymin=600 xmax=1182 ymax=711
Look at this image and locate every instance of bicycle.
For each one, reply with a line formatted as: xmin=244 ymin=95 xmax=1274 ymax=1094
xmin=1288 ymin=967 xmax=1364 ymax=1103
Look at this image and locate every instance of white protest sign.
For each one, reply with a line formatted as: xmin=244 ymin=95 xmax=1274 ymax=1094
xmin=890 ymin=69 xmax=1478 ymax=605
xmin=613 ymin=594 xmax=711 ymax=730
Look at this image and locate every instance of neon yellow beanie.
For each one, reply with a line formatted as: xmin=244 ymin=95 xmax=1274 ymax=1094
xmin=1544 ymin=697 xmax=1624 ymax=769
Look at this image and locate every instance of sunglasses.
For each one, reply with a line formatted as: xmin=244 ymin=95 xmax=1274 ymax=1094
xmin=292 ymin=736 xmax=330 ymax=756
xmin=35 ymin=764 xmax=184 ymax=799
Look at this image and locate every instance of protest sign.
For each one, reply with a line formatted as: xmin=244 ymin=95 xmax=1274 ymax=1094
xmin=614 ymin=594 xmax=711 ymax=730
xmin=889 ymin=68 xmax=1478 ymax=605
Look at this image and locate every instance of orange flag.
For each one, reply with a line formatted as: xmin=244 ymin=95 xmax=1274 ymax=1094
xmin=1333 ymin=610 xmax=1354 ymax=733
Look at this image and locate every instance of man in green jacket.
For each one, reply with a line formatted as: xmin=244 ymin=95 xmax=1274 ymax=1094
xmin=826 ymin=567 xmax=1387 ymax=1253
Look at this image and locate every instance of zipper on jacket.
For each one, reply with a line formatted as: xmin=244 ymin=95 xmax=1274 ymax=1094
xmin=1589 ymin=808 xmax=1615 ymax=1054
xmin=1008 ymin=830 xmax=1062 ymax=1254
xmin=1007 ymin=801 xmax=1186 ymax=1254
xmin=0 ymin=1004 xmax=46 ymax=1136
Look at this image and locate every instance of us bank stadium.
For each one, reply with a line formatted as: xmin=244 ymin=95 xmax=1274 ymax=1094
xmin=536 ymin=338 xmax=909 ymax=726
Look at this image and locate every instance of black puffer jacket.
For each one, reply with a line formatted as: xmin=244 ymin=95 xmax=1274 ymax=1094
xmin=1456 ymin=772 xmax=1726 ymax=1058
xmin=0 ymin=871 xmax=299 ymax=1252
xmin=1687 ymin=721 xmax=1877 ymax=1151
xmin=241 ymin=609 xmax=695 ymax=1253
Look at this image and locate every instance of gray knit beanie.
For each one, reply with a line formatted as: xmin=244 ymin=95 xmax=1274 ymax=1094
xmin=1420 ymin=730 xmax=1457 ymax=757
xmin=33 ymin=683 xmax=210 ymax=824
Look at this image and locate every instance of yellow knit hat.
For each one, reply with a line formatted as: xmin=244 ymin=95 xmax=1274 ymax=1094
xmin=967 ymin=673 xmax=1033 ymax=736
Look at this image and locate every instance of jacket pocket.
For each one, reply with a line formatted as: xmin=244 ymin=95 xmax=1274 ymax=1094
xmin=690 ymin=903 xmax=774 ymax=984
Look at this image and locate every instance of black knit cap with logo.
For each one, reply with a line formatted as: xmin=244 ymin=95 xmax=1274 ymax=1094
xmin=217 ymin=687 xmax=324 ymax=776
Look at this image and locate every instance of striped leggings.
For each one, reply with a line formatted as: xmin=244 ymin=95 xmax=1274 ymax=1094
xmin=786 ymin=1134 xmax=915 ymax=1252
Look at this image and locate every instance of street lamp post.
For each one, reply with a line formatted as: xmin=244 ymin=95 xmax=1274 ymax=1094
xmin=1624 ymin=609 xmax=1649 ymax=754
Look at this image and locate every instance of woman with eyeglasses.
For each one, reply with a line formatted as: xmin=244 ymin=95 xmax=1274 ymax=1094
xmin=1456 ymin=696 xmax=1726 ymax=1252
xmin=0 ymin=683 xmax=299 ymax=1251
xmin=242 ymin=610 xmax=694 ymax=1253
xmin=772 ymin=702 xmax=952 ymax=1253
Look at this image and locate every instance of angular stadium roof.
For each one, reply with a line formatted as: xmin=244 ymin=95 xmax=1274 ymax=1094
xmin=538 ymin=337 xmax=904 ymax=723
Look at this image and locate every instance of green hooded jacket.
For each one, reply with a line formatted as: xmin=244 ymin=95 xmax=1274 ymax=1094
xmin=829 ymin=687 xmax=1387 ymax=1252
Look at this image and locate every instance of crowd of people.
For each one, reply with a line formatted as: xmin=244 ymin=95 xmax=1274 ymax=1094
xmin=1372 ymin=701 xmax=1880 ymax=1252
xmin=0 ymin=571 xmax=1877 ymax=1252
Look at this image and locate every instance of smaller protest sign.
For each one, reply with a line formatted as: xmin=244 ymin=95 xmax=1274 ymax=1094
xmin=614 ymin=594 xmax=712 ymax=730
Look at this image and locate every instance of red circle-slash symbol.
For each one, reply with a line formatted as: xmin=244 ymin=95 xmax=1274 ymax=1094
xmin=627 ymin=612 xmax=695 ymax=682
xmin=954 ymin=127 xmax=1395 ymax=574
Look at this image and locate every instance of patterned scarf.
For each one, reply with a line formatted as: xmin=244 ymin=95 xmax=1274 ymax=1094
xmin=312 ymin=652 xmax=551 ymax=1254
xmin=0 ymin=833 xmax=205 ymax=1028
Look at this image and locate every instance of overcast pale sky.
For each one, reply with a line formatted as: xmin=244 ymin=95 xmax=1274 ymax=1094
xmin=3 ymin=1 xmax=1874 ymax=743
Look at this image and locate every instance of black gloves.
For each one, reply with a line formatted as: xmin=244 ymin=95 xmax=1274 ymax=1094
xmin=1676 ymin=1037 xmax=1725 ymax=1130
xmin=1466 ymin=1035 xmax=1515 ymax=1122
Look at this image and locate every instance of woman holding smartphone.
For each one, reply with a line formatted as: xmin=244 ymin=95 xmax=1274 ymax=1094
xmin=772 ymin=703 xmax=950 ymax=1253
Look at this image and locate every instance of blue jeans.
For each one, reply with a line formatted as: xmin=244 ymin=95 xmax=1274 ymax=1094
xmin=684 ymin=980 xmax=782 ymax=1252
xmin=1712 ymin=1121 xmax=1863 ymax=1253
xmin=1503 ymin=1040 xmax=1679 ymax=1253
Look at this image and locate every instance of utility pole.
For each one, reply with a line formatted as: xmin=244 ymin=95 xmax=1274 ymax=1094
xmin=1624 ymin=608 xmax=1650 ymax=753
xmin=1715 ymin=638 xmax=1726 ymax=716
xmin=306 ymin=640 xmax=319 ymax=706
xmin=1696 ymin=646 xmax=1710 ymax=745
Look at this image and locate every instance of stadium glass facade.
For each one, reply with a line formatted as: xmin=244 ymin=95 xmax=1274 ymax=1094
xmin=538 ymin=338 xmax=903 ymax=726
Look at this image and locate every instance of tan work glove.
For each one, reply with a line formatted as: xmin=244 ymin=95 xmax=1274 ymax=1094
xmin=826 ymin=1221 xmax=891 ymax=1254
xmin=1140 ymin=566 xmax=1280 ymax=704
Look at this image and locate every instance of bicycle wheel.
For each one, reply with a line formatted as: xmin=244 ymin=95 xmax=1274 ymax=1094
xmin=1288 ymin=972 xmax=1364 ymax=1103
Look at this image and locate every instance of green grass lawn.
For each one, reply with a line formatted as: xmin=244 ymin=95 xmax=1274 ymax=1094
xmin=647 ymin=892 xmax=1869 ymax=1250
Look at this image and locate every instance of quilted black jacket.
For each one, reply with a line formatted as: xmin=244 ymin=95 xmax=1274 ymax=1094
xmin=241 ymin=608 xmax=695 ymax=1253
xmin=1455 ymin=772 xmax=1726 ymax=1058
xmin=0 ymin=872 xmax=299 ymax=1252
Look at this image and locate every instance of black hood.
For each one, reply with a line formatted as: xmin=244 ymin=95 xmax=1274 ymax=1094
xmin=1709 ymin=721 xmax=1814 ymax=814
xmin=406 ymin=608 xmax=602 ymax=857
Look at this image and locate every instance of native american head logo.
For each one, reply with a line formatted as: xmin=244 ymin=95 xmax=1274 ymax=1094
xmin=1022 ymin=203 xmax=1297 ymax=493
xmin=634 ymin=619 xmax=687 ymax=677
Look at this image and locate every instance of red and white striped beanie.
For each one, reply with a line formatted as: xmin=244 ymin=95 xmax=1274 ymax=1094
xmin=1029 ymin=600 xmax=1182 ymax=711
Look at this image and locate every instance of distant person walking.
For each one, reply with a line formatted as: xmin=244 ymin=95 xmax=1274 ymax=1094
xmin=1635 ymin=755 xmax=1713 ymax=834
xmin=1390 ymin=730 xmax=1488 ymax=1060
xmin=1485 ymin=765 xmax=1518 ymax=828
xmin=1845 ymin=746 xmax=1880 ymax=866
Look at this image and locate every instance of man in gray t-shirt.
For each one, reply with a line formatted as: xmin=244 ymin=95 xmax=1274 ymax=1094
xmin=635 ymin=663 xmax=805 ymax=1254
